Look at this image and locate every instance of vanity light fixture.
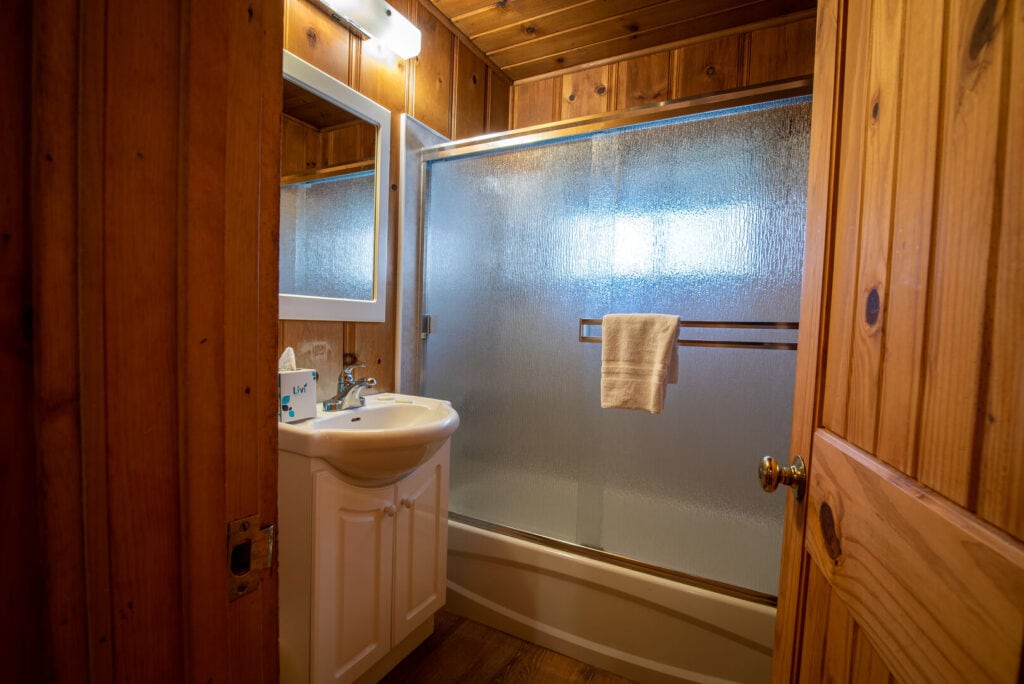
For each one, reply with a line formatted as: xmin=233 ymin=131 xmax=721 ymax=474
xmin=318 ymin=0 xmax=422 ymax=60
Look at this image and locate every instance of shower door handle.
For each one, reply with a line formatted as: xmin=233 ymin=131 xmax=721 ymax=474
xmin=758 ymin=455 xmax=806 ymax=500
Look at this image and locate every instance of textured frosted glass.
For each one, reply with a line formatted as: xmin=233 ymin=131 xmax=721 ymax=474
xmin=280 ymin=172 xmax=375 ymax=300
xmin=420 ymin=98 xmax=810 ymax=594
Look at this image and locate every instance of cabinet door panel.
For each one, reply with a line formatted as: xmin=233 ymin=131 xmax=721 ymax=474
xmin=313 ymin=472 xmax=395 ymax=684
xmin=392 ymin=444 xmax=450 ymax=644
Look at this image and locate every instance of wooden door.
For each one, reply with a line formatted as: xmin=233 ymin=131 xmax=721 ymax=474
xmin=772 ymin=0 xmax=1024 ymax=681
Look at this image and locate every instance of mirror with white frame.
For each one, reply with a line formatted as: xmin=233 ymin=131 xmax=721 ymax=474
xmin=279 ymin=50 xmax=390 ymax=322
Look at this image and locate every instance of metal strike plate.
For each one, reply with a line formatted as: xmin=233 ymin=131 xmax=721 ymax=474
xmin=227 ymin=515 xmax=274 ymax=601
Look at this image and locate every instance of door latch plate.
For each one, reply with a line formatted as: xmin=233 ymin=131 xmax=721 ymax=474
xmin=227 ymin=515 xmax=274 ymax=601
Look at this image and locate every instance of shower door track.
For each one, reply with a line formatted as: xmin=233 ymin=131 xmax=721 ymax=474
xmin=449 ymin=511 xmax=778 ymax=607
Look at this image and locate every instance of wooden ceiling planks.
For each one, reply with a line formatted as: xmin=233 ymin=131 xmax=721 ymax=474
xmin=480 ymin=0 xmax=732 ymax=55
xmin=428 ymin=0 xmax=816 ymax=81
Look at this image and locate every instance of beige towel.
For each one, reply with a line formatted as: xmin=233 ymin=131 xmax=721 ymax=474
xmin=600 ymin=314 xmax=679 ymax=414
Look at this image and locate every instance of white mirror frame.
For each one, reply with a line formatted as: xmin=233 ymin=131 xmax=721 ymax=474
xmin=280 ymin=50 xmax=390 ymax=322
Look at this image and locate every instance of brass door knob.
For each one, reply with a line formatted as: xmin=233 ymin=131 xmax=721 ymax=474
xmin=759 ymin=455 xmax=806 ymax=500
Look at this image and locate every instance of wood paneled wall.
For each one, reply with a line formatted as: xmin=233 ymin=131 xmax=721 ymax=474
xmin=512 ymin=14 xmax=816 ymax=128
xmin=281 ymin=114 xmax=375 ymax=180
xmin=15 ymin=0 xmax=284 ymax=681
xmin=2 ymin=2 xmax=45 ymax=680
xmin=281 ymin=4 xmax=816 ymax=396
xmin=280 ymin=0 xmax=512 ymax=396
xmin=818 ymin=0 xmax=1023 ymax=541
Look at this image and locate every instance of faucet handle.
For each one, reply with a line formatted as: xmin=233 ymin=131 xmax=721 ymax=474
xmin=341 ymin=363 xmax=366 ymax=384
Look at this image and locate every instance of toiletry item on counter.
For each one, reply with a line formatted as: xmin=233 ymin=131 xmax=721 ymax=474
xmin=278 ymin=346 xmax=317 ymax=423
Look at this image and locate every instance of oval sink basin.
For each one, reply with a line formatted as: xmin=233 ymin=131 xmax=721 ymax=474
xmin=278 ymin=393 xmax=460 ymax=484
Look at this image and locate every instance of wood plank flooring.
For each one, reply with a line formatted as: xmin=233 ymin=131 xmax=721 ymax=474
xmin=380 ymin=610 xmax=635 ymax=683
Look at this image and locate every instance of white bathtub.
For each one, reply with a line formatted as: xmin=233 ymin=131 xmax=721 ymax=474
xmin=445 ymin=519 xmax=776 ymax=683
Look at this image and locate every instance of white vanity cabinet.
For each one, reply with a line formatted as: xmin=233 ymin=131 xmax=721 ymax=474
xmin=312 ymin=474 xmax=394 ymax=683
xmin=392 ymin=451 xmax=448 ymax=645
xmin=279 ymin=441 xmax=450 ymax=684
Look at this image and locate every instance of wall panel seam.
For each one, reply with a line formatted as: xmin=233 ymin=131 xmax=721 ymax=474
xmin=812 ymin=0 xmax=850 ymax=437
xmin=911 ymin=0 xmax=953 ymax=483
xmin=872 ymin=0 xmax=910 ymax=458
xmin=970 ymin=0 xmax=1017 ymax=513
xmin=841 ymin=0 xmax=874 ymax=444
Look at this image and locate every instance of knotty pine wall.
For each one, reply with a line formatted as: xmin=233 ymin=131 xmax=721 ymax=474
xmin=280 ymin=0 xmax=511 ymax=397
xmin=280 ymin=2 xmax=815 ymax=397
xmin=512 ymin=13 xmax=815 ymax=127
xmin=281 ymin=116 xmax=375 ymax=180
xmin=3 ymin=3 xmax=44 ymax=681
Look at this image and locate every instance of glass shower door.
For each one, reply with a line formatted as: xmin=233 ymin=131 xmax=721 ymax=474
xmin=419 ymin=98 xmax=811 ymax=595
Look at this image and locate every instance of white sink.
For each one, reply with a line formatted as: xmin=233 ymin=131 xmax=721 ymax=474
xmin=278 ymin=393 xmax=460 ymax=484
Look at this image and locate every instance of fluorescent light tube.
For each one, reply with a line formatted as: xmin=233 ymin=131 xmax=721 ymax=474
xmin=320 ymin=0 xmax=422 ymax=60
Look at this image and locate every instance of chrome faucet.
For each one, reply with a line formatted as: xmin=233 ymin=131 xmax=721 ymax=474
xmin=324 ymin=364 xmax=377 ymax=411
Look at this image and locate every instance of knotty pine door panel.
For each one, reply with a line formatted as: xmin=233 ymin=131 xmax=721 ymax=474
xmin=774 ymin=0 xmax=1024 ymax=681
xmin=817 ymin=0 xmax=1023 ymax=531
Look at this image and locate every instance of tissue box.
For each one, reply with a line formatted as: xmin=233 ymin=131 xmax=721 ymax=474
xmin=279 ymin=369 xmax=318 ymax=423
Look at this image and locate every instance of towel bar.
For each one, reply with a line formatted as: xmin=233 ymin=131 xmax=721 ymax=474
xmin=578 ymin=318 xmax=799 ymax=351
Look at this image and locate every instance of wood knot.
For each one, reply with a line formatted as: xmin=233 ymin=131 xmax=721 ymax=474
xmin=819 ymin=502 xmax=842 ymax=563
xmin=595 ymin=84 xmax=607 ymax=95
xmin=472 ymin=74 xmax=478 ymax=85
xmin=865 ymin=287 xmax=881 ymax=326
xmin=567 ymin=93 xmax=576 ymax=102
xmin=705 ymin=65 xmax=716 ymax=76
xmin=871 ymin=97 xmax=880 ymax=120
xmin=305 ymin=26 xmax=318 ymax=47
xmin=970 ymin=0 xmax=1000 ymax=61
xmin=523 ymin=24 xmax=536 ymax=35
